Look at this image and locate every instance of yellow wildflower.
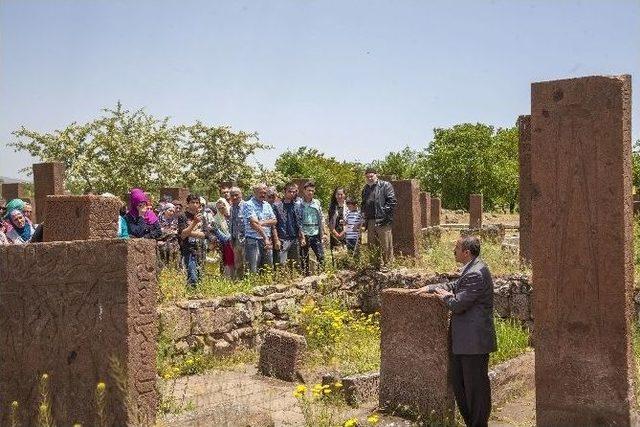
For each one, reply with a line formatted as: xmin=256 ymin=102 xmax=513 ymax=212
xmin=343 ymin=418 xmax=358 ymax=427
xmin=96 ymin=382 xmax=106 ymax=392
xmin=41 ymin=373 xmax=49 ymax=381
xmin=367 ymin=414 xmax=380 ymax=425
xmin=334 ymin=381 xmax=343 ymax=388
xmin=11 ymin=401 xmax=18 ymax=409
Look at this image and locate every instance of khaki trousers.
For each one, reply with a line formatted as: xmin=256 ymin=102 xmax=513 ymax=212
xmin=232 ymin=238 xmax=246 ymax=279
xmin=367 ymin=220 xmax=394 ymax=267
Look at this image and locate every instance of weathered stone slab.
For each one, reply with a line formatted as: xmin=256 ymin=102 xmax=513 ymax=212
xmin=469 ymin=194 xmax=483 ymax=228
xmin=531 ymin=75 xmax=636 ymax=425
xmin=342 ymin=372 xmax=379 ymax=407
xmin=379 ymin=288 xmax=454 ymax=421
xmin=1 ymin=182 xmax=26 ymax=201
xmin=160 ymin=187 xmax=189 ymax=204
xmin=518 ymin=115 xmax=532 ymax=262
xmin=419 ymin=192 xmax=431 ymax=228
xmin=430 ymin=197 xmax=441 ymax=226
xmin=33 ymin=162 xmax=66 ymax=224
xmin=258 ymin=329 xmax=306 ymax=381
xmin=0 ymin=239 xmax=158 ymax=426
xmin=43 ymin=195 xmax=122 ymax=242
xmin=390 ymin=180 xmax=421 ymax=257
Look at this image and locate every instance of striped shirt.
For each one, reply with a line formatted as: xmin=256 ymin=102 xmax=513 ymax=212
xmin=344 ymin=211 xmax=363 ymax=240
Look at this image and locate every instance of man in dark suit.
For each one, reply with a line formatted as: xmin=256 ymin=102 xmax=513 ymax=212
xmin=415 ymin=235 xmax=497 ymax=427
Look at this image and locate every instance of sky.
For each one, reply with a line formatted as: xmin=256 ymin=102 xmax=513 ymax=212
xmin=1 ymin=0 xmax=639 ymax=180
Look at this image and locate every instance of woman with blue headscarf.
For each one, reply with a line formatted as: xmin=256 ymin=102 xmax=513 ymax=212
xmin=4 ymin=209 xmax=35 ymax=244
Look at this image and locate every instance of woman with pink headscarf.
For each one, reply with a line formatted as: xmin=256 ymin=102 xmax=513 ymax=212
xmin=124 ymin=188 xmax=162 ymax=239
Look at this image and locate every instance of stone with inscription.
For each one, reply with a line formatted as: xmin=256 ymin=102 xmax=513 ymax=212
xmin=1 ymin=182 xmax=26 ymax=201
xmin=44 ymin=195 xmax=122 ymax=242
xmin=518 ymin=115 xmax=532 ymax=262
xmin=159 ymin=187 xmax=189 ymax=205
xmin=379 ymin=288 xmax=454 ymax=421
xmin=0 ymin=239 xmax=158 ymax=426
xmin=469 ymin=194 xmax=483 ymax=229
xmin=419 ymin=192 xmax=431 ymax=228
xmin=430 ymin=197 xmax=441 ymax=226
xmin=531 ymin=75 xmax=636 ymax=425
xmin=33 ymin=162 xmax=66 ymax=224
xmin=390 ymin=180 xmax=421 ymax=257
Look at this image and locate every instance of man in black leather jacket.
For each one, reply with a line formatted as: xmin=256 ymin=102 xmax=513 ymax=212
xmin=361 ymin=168 xmax=397 ymax=268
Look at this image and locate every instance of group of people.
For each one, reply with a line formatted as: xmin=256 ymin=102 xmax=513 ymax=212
xmin=0 ymin=198 xmax=37 ymax=245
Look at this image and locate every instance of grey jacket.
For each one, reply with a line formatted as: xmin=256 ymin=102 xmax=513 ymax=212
xmin=429 ymin=257 xmax=497 ymax=355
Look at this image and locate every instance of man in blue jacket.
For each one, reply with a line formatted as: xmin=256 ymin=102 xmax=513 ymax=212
xmin=415 ymin=235 xmax=497 ymax=427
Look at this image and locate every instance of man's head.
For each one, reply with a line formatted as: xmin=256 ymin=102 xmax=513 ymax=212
xmin=172 ymin=200 xmax=183 ymax=213
xmin=302 ymin=181 xmax=315 ymax=201
xmin=283 ymin=182 xmax=298 ymax=202
xmin=346 ymin=197 xmax=358 ymax=212
xmin=186 ymin=194 xmax=201 ymax=214
xmin=0 ymin=199 xmax=6 ymax=218
xmin=253 ymin=183 xmax=268 ymax=202
xmin=220 ymin=186 xmax=231 ymax=201
xmin=22 ymin=203 xmax=33 ymax=220
xmin=267 ymin=186 xmax=278 ymax=204
xmin=365 ymin=167 xmax=378 ymax=186
xmin=454 ymin=236 xmax=480 ymax=264
xmin=229 ymin=186 xmax=243 ymax=206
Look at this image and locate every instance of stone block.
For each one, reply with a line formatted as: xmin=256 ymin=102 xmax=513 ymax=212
xmin=258 ymin=329 xmax=306 ymax=381
xmin=419 ymin=192 xmax=431 ymax=228
xmin=33 ymin=162 xmax=65 ymax=223
xmin=159 ymin=187 xmax=189 ymax=204
xmin=479 ymin=223 xmax=506 ymax=242
xmin=158 ymin=306 xmax=191 ymax=340
xmin=469 ymin=194 xmax=483 ymax=228
xmin=518 ymin=115 xmax=532 ymax=262
xmin=192 ymin=306 xmax=237 ymax=335
xmin=430 ymin=197 xmax=441 ymax=226
xmin=390 ymin=180 xmax=421 ymax=257
xmin=1 ymin=182 xmax=26 ymax=201
xmin=379 ymin=288 xmax=454 ymax=421
xmin=43 ymin=195 xmax=122 ymax=242
xmin=342 ymin=372 xmax=380 ymax=407
xmin=531 ymin=75 xmax=636 ymax=425
xmin=0 ymin=239 xmax=158 ymax=426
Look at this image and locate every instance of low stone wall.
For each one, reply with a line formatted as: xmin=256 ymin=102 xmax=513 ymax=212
xmin=158 ymin=269 xmax=542 ymax=355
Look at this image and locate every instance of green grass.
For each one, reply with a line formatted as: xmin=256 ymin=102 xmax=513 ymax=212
xmin=490 ymin=317 xmax=530 ymax=367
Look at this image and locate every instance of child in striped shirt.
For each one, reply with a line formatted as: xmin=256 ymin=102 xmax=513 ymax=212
xmin=344 ymin=198 xmax=363 ymax=253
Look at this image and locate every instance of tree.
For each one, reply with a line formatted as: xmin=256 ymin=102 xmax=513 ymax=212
xmin=9 ymin=102 xmax=269 ymax=199
xmin=368 ymin=146 xmax=423 ymax=180
xmin=274 ymin=147 xmax=364 ymax=207
xmin=421 ymin=123 xmax=518 ymax=211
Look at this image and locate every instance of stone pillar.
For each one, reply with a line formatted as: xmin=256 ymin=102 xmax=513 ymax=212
xmin=1 ymin=182 xmax=26 ymax=201
xmin=159 ymin=187 xmax=189 ymax=204
xmin=419 ymin=192 xmax=431 ymax=228
xmin=430 ymin=197 xmax=441 ymax=226
xmin=518 ymin=115 xmax=532 ymax=262
xmin=390 ymin=179 xmax=421 ymax=257
xmin=379 ymin=289 xmax=454 ymax=421
xmin=43 ymin=195 xmax=122 ymax=242
xmin=531 ymin=75 xmax=635 ymax=425
xmin=379 ymin=175 xmax=396 ymax=182
xmin=33 ymin=162 xmax=65 ymax=223
xmin=469 ymin=194 xmax=483 ymax=229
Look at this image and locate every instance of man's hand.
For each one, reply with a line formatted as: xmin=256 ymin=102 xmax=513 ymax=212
xmin=264 ymin=238 xmax=273 ymax=249
xmin=273 ymin=239 xmax=281 ymax=251
xmin=434 ymin=288 xmax=453 ymax=300
xmin=299 ymin=235 xmax=306 ymax=247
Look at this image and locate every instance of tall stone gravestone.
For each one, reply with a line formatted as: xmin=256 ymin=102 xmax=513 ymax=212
xmin=33 ymin=162 xmax=66 ymax=224
xmin=531 ymin=75 xmax=636 ymax=425
xmin=0 ymin=195 xmax=158 ymax=425
xmin=379 ymin=289 xmax=454 ymax=421
xmin=419 ymin=192 xmax=431 ymax=228
xmin=430 ymin=197 xmax=441 ymax=226
xmin=518 ymin=115 xmax=532 ymax=262
xmin=390 ymin=179 xmax=421 ymax=257
xmin=159 ymin=187 xmax=189 ymax=204
xmin=469 ymin=194 xmax=483 ymax=228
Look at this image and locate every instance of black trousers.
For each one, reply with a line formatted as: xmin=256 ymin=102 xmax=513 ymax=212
xmin=451 ymin=353 xmax=491 ymax=427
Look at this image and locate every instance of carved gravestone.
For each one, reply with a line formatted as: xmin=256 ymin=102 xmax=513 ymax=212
xmin=33 ymin=162 xmax=66 ymax=224
xmin=159 ymin=187 xmax=189 ymax=205
xmin=379 ymin=289 xmax=454 ymax=421
xmin=0 ymin=239 xmax=158 ymax=426
xmin=518 ymin=115 xmax=532 ymax=262
xmin=531 ymin=75 xmax=636 ymax=425
xmin=430 ymin=197 xmax=441 ymax=226
xmin=390 ymin=180 xmax=421 ymax=257
xmin=419 ymin=192 xmax=431 ymax=228
xmin=44 ymin=195 xmax=122 ymax=242
xmin=258 ymin=329 xmax=306 ymax=381
xmin=469 ymin=194 xmax=483 ymax=229
xmin=1 ymin=182 xmax=26 ymax=201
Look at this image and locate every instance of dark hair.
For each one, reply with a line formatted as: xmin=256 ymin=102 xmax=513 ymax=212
xmin=328 ymin=187 xmax=345 ymax=220
xmin=460 ymin=236 xmax=481 ymax=257
xmin=345 ymin=197 xmax=357 ymax=205
xmin=284 ymin=182 xmax=297 ymax=191
xmin=303 ymin=181 xmax=315 ymax=189
xmin=186 ymin=194 xmax=200 ymax=203
xmin=365 ymin=167 xmax=377 ymax=174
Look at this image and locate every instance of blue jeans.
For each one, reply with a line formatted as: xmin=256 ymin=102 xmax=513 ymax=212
xmin=300 ymin=234 xmax=324 ymax=276
xmin=182 ymin=252 xmax=201 ymax=287
xmin=346 ymin=237 xmax=359 ymax=253
xmin=245 ymin=237 xmax=274 ymax=274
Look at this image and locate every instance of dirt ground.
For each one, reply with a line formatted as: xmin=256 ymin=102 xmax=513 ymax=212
xmin=441 ymin=209 xmax=520 ymax=227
